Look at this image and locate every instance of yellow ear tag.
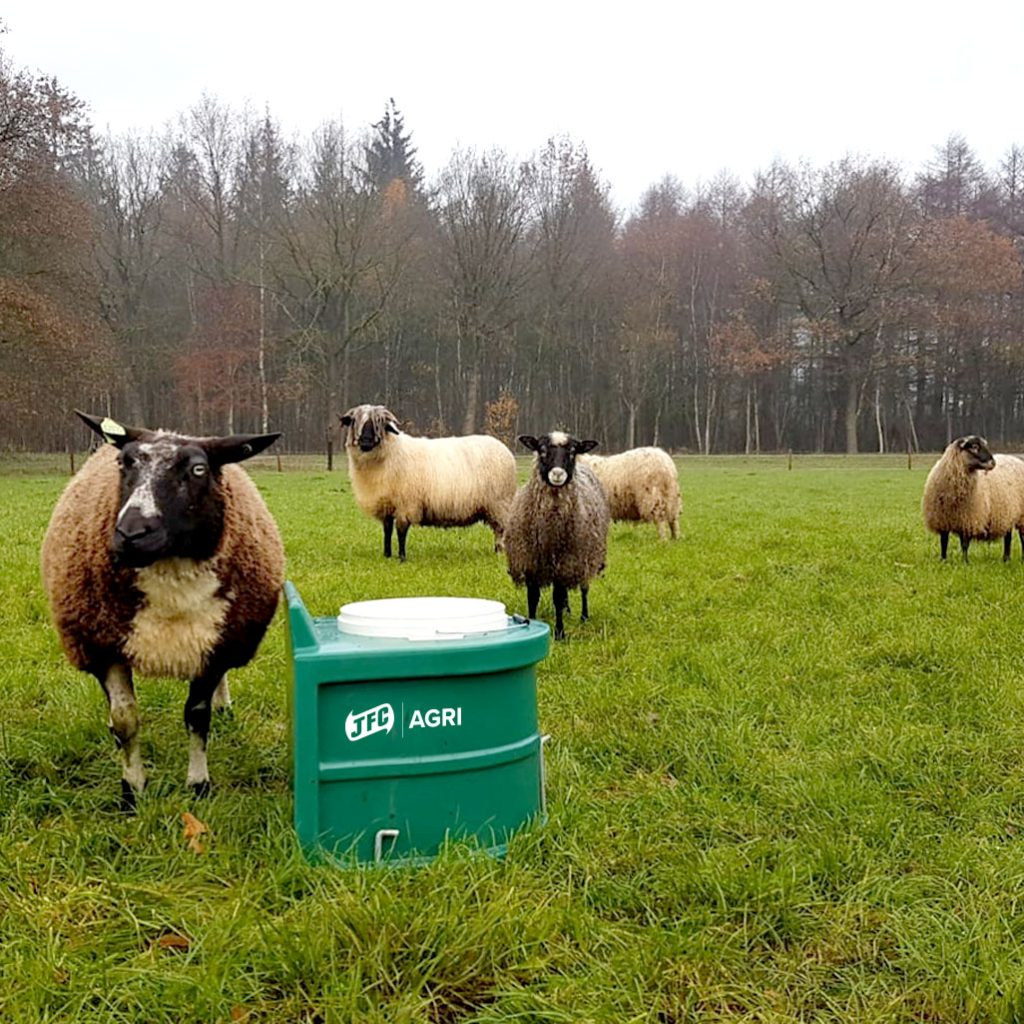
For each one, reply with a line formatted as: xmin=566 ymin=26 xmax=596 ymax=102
xmin=100 ymin=417 xmax=126 ymax=444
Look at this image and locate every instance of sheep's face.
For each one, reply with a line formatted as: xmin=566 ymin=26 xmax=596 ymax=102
xmin=956 ymin=435 xmax=996 ymax=473
xmin=519 ymin=432 xmax=598 ymax=489
xmin=112 ymin=437 xmax=224 ymax=567
xmin=340 ymin=405 xmax=400 ymax=456
xmin=74 ymin=413 xmax=281 ymax=569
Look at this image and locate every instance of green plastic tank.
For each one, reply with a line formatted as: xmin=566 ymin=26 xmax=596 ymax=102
xmin=284 ymin=581 xmax=550 ymax=863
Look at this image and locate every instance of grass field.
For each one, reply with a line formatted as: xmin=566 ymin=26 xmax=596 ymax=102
xmin=4 ymin=453 xmax=1024 ymax=1022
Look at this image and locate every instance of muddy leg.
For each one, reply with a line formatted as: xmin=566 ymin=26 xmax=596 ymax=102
xmin=211 ymin=674 xmax=232 ymax=713
xmin=101 ymin=663 xmax=144 ymax=812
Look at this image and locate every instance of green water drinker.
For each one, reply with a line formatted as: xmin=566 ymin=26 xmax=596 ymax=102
xmin=284 ymin=582 xmax=551 ymax=863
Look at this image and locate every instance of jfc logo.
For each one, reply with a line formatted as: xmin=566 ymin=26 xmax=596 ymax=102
xmin=345 ymin=702 xmax=395 ymax=741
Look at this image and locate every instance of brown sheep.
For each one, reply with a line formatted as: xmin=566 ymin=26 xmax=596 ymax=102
xmin=41 ymin=412 xmax=284 ymax=808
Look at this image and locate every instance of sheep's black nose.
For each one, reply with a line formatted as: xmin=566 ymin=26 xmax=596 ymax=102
xmin=115 ymin=512 xmax=157 ymax=545
xmin=116 ymin=524 xmax=151 ymax=542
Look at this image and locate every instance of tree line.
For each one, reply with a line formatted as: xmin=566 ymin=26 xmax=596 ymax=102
xmin=2 ymin=47 xmax=1024 ymax=455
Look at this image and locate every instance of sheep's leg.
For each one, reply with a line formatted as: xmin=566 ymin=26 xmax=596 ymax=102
xmin=939 ymin=531 xmax=949 ymax=560
xmin=1019 ymin=527 xmax=1024 ymax=560
xmin=580 ymin=585 xmax=590 ymax=623
xmin=382 ymin=515 xmax=394 ymax=558
xmin=397 ymin=521 xmax=410 ymax=562
xmin=100 ymin=663 xmax=145 ymax=812
xmin=184 ymin=669 xmax=225 ymax=797
xmin=670 ymin=517 xmax=679 ymax=540
xmin=211 ymin=674 xmax=232 ymax=713
xmin=552 ymin=582 xmax=568 ymax=640
xmin=527 ymin=581 xmax=541 ymax=620
xmin=959 ymin=534 xmax=971 ymax=564
xmin=1004 ymin=533 xmax=1013 ymax=562
xmin=489 ymin=519 xmax=505 ymax=554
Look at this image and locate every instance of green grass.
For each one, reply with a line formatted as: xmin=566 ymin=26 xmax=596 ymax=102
xmin=5 ymin=454 xmax=1024 ymax=1021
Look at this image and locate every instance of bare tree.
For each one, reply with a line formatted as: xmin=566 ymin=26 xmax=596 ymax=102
xmin=746 ymin=158 xmax=918 ymax=453
xmin=436 ymin=147 xmax=535 ymax=433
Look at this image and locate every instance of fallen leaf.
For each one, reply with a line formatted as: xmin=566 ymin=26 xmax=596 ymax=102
xmin=156 ymin=933 xmax=191 ymax=952
xmin=181 ymin=811 xmax=209 ymax=854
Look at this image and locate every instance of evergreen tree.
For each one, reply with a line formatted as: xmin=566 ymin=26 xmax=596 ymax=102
xmin=364 ymin=99 xmax=423 ymax=195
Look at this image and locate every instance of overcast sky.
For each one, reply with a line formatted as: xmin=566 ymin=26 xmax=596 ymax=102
xmin=3 ymin=1 xmax=1022 ymax=213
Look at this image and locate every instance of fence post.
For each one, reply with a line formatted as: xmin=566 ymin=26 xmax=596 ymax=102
xmin=326 ymin=434 xmax=333 ymax=472
xmin=787 ymin=448 xmax=793 ymax=471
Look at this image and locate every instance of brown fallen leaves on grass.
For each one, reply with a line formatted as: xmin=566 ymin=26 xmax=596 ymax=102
xmin=181 ymin=811 xmax=209 ymax=854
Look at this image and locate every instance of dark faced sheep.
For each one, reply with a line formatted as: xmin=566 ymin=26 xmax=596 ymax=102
xmin=504 ymin=431 xmax=610 ymax=640
xmin=41 ymin=412 xmax=284 ymax=808
xmin=340 ymin=404 xmax=517 ymax=561
xmin=922 ymin=434 xmax=1024 ymax=562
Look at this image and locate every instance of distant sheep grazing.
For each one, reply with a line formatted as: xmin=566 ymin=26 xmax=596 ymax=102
xmin=340 ymin=404 xmax=517 ymax=561
xmin=41 ymin=411 xmax=284 ymax=808
xmin=505 ymin=431 xmax=610 ymax=639
xmin=581 ymin=446 xmax=680 ymax=539
xmin=922 ymin=434 xmax=1024 ymax=562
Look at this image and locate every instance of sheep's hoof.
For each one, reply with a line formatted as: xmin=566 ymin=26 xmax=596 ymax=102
xmin=190 ymin=780 xmax=211 ymax=799
xmin=120 ymin=779 xmax=138 ymax=814
xmin=554 ymin=629 xmax=566 ymax=641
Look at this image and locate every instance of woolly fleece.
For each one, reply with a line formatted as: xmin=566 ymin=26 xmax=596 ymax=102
xmin=581 ymin=446 xmax=680 ymax=539
xmin=505 ymin=461 xmax=609 ymax=590
xmin=922 ymin=444 xmax=1024 ymax=542
xmin=41 ymin=443 xmax=284 ymax=678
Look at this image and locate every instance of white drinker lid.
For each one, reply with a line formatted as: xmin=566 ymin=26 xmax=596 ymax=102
xmin=337 ymin=596 xmax=509 ymax=640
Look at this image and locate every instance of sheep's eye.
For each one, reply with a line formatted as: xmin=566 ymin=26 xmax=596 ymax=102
xmin=191 ymin=464 xmax=207 ymax=478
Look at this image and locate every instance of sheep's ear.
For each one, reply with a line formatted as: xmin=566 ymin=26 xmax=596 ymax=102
xmin=574 ymin=439 xmax=599 ymax=454
xmin=203 ymin=432 xmax=282 ymax=468
xmin=75 ymin=410 xmax=147 ymax=448
xmin=518 ymin=435 xmax=539 ymax=452
xmin=379 ymin=408 xmax=401 ymax=434
xmin=339 ymin=411 xmax=355 ymax=427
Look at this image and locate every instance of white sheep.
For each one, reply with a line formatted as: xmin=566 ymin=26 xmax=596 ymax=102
xmin=580 ymin=446 xmax=680 ymax=539
xmin=505 ymin=431 xmax=610 ymax=639
xmin=922 ymin=434 xmax=1024 ymax=562
xmin=340 ymin=404 xmax=517 ymax=561
xmin=41 ymin=412 xmax=285 ymax=808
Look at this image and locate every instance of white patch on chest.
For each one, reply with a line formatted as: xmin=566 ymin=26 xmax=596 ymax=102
xmin=125 ymin=559 xmax=228 ymax=678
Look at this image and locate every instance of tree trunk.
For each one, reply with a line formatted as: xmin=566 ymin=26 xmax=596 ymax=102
xmin=754 ymin=381 xmax=762 ymax=454
xmin=744 ymin=386 xmax=752 ymax=455
xmin=875 ymin=381 xmax=885 ymax=453
xmin=462 ymin=360 xmax=481 ymax=434
xmin=258 ymin=240 xmax=269 ymax=434
xmin=845 ymin=352 xmax=860 ymax=454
